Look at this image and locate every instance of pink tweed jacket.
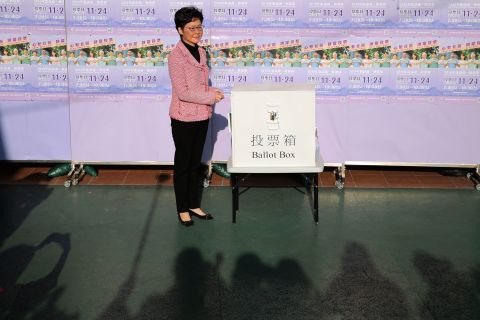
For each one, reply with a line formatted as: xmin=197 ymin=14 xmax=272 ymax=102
xmin=168 ymin=41 xmax=217 ymax=122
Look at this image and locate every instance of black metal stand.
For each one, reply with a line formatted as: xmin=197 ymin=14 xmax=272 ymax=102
xmin=231 ymin=173 xmax=238 ymax=223
xmin=230 ymin=173 xmax=319 ymax=224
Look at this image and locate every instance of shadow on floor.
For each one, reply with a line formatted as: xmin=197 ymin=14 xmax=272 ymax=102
xmin=414 ymin=251 xmax=480 ymax=320
xmin=223 ymin=253 xmax=319 ymax=320
xmin=96 ymin=184 xmax=164 ymax=320
xmin=97 ymin=241 xmax=416 ymax=320
xmin=0 ymin=233 xmax=77 ymax=320
xmin=0 ymin=183 xmax=53 ymax=248
xmin=322 ymin=242 xmax=412 ymax=320
xmin=2 ymin=181 xmax=478 ymax=319
xmin=0 ymin=180 xmax=73 ymax=319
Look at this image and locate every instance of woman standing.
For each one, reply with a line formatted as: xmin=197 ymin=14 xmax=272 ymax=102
xmin=169 ymin=7 xmax=224 ymax=226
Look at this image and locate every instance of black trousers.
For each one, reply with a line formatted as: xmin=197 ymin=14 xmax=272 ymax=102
xmin=171 ymin=118 xmax=209 ymax=213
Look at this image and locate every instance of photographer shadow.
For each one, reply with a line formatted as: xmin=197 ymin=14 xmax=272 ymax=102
xmin=0 ymin=233 xmax=77 ymax=320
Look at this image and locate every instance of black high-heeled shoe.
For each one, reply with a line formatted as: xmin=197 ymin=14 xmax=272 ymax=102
xmin=188 ymin=209 xmax=214 ymax=220
xmin=177 ymin=212 xmax=194 ymax=226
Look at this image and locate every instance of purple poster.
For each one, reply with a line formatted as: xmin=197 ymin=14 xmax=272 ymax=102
xmin=390 ymin=30 xmax=440 ymax=96
xmin=65 ymin=0 xmax=114 ymax=27
xmin=396 ymin=0 xmax=441 ymax=28
xmin=210 ymin=28 xmax=257 ymax=93
xmin=67 ymin=27 xmax=176 ymax=95
xmin=438 ymin=31 xmax=480 ymax=96
xmin=0 ymin=26 xmax=33 ymax=100
xmin=301 ymin=29 xmax=349 ymax=96
xmin=254 ymin=29 xmax=305 ymax=86
xmin=114 ymin=28 xmax=171 ymax=94
xmin=28 ymin=26 xmax=68 ymax=99
xmin=65 ymin=0 xmax=164 ymax=27
xmin=302 ymin=0 xmax=350 ymax=28
xmin=66 ymin=0 xmax=169 ymax=27
xmin=0 ymin=0 xmax=65 ymax=26
xmin=0 ymin=0 xmax=26 ymax=25
xmin=440 ymin=1 xmax=480 ymax=29
xmin=67 ymin=27 xmax=122 ymax=94
xmin=350 ymin=0 xmax=397 ymax=28
xmin=158 ymin=0 xmax=211 ymax=27
xmin=255 ymin=0 xmax=303 ymax=27
xmin=211 ymin=0 xmax=255 ymax=27
xmin=31 ymin=0 xmax=65 ymax=26
xmin=348 ymin=29 xmax=394 ymax=95
xmin=118 ymin=0 xmax=162 ymax=27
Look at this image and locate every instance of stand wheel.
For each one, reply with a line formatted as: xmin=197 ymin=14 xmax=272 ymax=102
xmin=64 ymin=180 xmax=71 ymax=188
xmin=335 ymin=180 xmax=344 ymax=190
xmin=476 ymin=184 xmax=480 ymax=191
xmin=72 ymin=178 xmax=79 ymax=186
xmin=203 ymin=178 xmax=210 ymax=188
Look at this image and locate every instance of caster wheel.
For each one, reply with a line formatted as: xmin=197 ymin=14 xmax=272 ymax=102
xmin=72 ymin=179 xmax=79 ymax=186
xmin=335 ymin=180 xmax=344 ymax=190
xmin=476 ymin=184 xmax=480 ymax=191
xmin=64 ymin=180 xmax=71 ymax=188
xmin=203 ymin=179 xmax=210 ymax=188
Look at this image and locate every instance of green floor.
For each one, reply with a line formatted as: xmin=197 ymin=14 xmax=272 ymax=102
xmin=1 ymin=185 xmax=479 ymax=320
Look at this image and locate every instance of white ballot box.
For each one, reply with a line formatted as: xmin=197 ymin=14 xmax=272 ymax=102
xmin=229 ymin=83 xmax=322 ymax=172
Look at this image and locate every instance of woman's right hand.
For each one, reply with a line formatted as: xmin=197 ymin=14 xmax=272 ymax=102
xmin=214 ymin=90 xmax=224 ymax=103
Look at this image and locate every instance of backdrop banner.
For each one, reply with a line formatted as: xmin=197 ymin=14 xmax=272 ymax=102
xmin=0 ymin=0 xmax=479 ymax=164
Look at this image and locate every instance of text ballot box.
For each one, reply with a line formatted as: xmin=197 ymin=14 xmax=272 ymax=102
xmin=229 ymin=83 xmax=322 ymax=172
xmin=227 ymin=83 xmax=323 ymax=223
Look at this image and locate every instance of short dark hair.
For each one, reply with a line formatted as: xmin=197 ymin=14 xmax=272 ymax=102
xmin=174 ymin=6 xmax=203 ymax=30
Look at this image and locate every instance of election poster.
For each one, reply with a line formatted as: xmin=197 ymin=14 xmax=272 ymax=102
xmin=440 ymin=0 xmax=480 ymax=29
xmin=114 ymin=28 xmax=171 ymax=95
xmin=0 ymin=0 xmax=65 ymax=26
xmin=438 ymin=30 xmax=480 ymax=96
xmin=66 ymin=27 xmax=122 ymax=95
xmin=211 ymin=0 xmax=256 ymax=27
xmin=301 ymin=29 xmax=349 ymax=95
xmin=117 ymin=0 xmax=162 ymax=27
xmin=348 ymin=29 xmax=394 ymax=95
xmin=210 ymin=28 xmax=257 ymax=93
xmin=390 ymin=30 xmax=440 ymax=96
xmin=396 ymin=0 xmax=441 ymax=29
xmin=158 ymin=0 xmax=211 ymax=27
xmin=0 ymin=26 xmax=33 ymax=100
xmin=350 ymin=0 xmax=397 ymax=28
xmin=256 ymin=0 xmax=303 ymax=28
xmin=66 ymin=27 xmax=177 ymax=96
xmin=254 ymin=29 xmax=304 ymax=86
xmin=302 ymin=0 xmax=350 ymax=28
xmin=28 ymin=26 xmax=68 ymax=99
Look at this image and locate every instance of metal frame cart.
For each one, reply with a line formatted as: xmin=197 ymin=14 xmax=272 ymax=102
xmin=227 ymin=154 xmax=324 ymax=224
